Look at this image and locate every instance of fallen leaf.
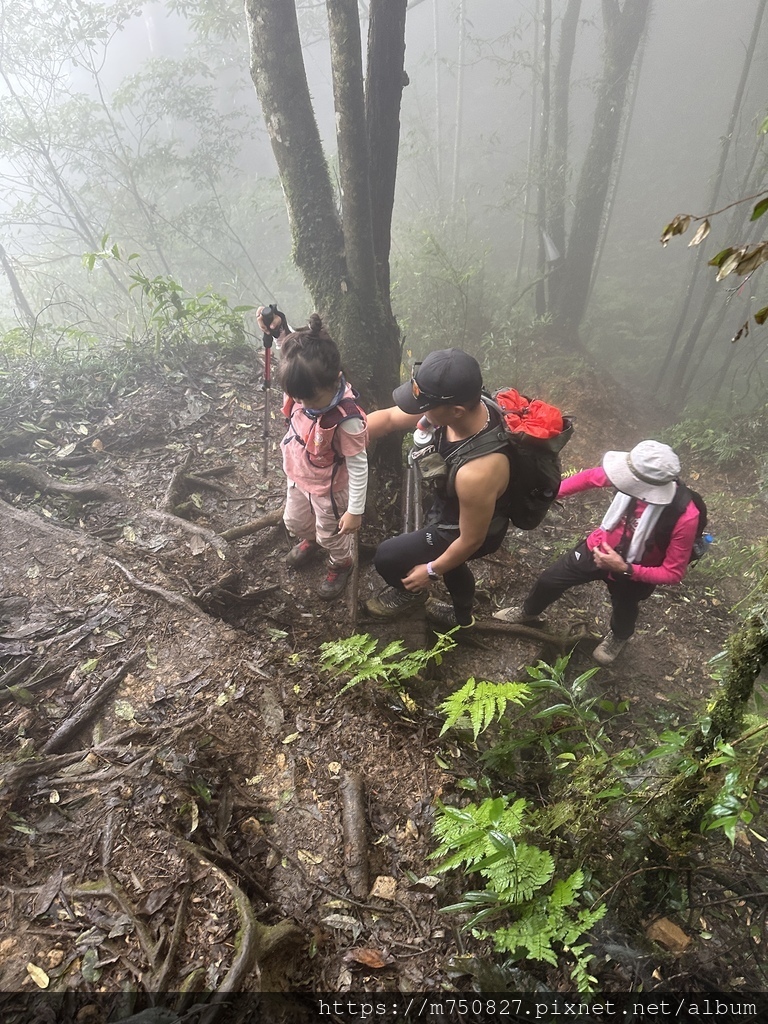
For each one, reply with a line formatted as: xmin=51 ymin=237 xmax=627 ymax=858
xmin=297 ymin=849 xmax=323 ymax=865
xmin=344 ymin=947 xmax=393 ymax=969
xmin=369 ymin=875 xmax=397 ymax=901
xmin=32 ymin=865 xmax=64 ymax=918
xmin=323 ymin=913 xmax=361 ymax=935
xmin=646 ymin=916 xmax=691 ymax=952
xmin=26 ymin=963 xmax=50 ymax=989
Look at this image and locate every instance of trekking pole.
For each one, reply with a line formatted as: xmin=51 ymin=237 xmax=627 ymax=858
xmin=260 ymin=304 xmax=281 ymax=478
xmin=346 ymin=532 xmax=360 ymax=630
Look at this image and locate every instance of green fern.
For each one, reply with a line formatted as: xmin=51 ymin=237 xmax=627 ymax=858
xmin=439 ymin=678 xmax=530 ymax=739
xmin=433 ymin=798 xmax=606 ymax=992
xmin=319 ymin=631 xmax=455 ymax=693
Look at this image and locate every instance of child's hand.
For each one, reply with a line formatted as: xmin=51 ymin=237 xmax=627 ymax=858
xmin=338 ymin=512 xmax=362 ymax=535
xmin=257 ymin=306 xmax=283 ymax=336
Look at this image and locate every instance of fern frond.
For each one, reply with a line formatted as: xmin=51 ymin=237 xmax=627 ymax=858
xmin=439 ymin=679 xmax=530 ymax=738
xmin=549 ymin=869 xmax=584 ymax=909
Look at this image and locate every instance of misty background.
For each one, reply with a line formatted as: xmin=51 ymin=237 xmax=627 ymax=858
xmin=1 ymin=0 xmax=765 ymax=414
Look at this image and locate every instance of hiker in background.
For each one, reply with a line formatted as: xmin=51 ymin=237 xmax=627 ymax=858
xmin=257 ymin=307 xmax=368 ymax=601
xmin=365 ymin=348 xmax=512 ymax=637
xmin=494 ymin=440 xmax=702 ymax=665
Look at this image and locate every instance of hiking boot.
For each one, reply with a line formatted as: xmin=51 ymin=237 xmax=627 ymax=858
xmin=365 ymin=587 xmax=428 ymax=619
xmin=492 ymin=605 xmax=547 ymax=627
xmin=592 ymin=631 xmax=628 ymax=666
xmin=286 ymin=538 xmax=320 ymax=569
xmin=318 ymin=560 xmax=354 ymax=600
xmin=425 ymin=598 xmax=475 ymax=631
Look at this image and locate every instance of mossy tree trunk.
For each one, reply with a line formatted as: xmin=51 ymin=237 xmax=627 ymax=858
xmin=244 ymin=0 xmax=405 ymax=413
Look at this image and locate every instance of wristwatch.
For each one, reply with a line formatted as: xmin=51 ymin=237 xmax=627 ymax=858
xmin=426 ymin=561 xmax=440 ymax=581
xmin=622 ymin=563 xmax=634 ymax=577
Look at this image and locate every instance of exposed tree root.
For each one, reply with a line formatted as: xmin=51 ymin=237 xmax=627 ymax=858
xmin=43 ymin=652 xmax=144 ymax=754
xmin=109 ymin=558 xmax=210 ymax=619
xmin=219 ymin=507 xmax=284 ymax=542
xmin=146 ymin=509 xmax=229 ymax=555
xmin=0 ymin=460 xmax=118 ymax=500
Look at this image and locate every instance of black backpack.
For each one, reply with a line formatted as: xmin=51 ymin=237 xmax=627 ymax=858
xmin=441 ymin=390 xmax=574 ymax=531
xmin=654 ymin=483 xmax=708 ymax=562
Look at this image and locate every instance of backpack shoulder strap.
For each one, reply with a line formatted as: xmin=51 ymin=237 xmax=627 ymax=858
xmin=654 ymin=482 xmax=704 ymax=551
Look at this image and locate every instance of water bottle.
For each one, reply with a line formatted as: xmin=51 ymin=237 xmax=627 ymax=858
xmin=409 ymin=416 xmax=435 ymax=469
xmin=412 ymin=416 xmax=434 ymax=449
xmin=691 ymin=532 xmax=713 ymax=562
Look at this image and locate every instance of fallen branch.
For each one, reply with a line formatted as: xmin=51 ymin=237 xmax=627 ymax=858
xmin=339 ymin=771 xmax=369 ymax=899
xmin=108 ymin=558 xmax=210 ymax=619
xmin=219 ymin=508 xmax=284 ymax=542
xmin=43 ymin=652 xmax=144 ymax=754
xmin=0 ymin=460 xmax=118 ymax=500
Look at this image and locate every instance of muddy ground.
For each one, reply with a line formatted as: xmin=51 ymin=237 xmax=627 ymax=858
xmin=0 ymin=345 xmax=766 ymax=1011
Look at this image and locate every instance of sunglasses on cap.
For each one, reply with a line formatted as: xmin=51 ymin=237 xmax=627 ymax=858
xmin=410 ymin=362 xmax=454 ymax=403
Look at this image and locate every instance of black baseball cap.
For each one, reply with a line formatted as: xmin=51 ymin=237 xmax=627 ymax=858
xmin=392 ymin=348 xmax=484 ymax=414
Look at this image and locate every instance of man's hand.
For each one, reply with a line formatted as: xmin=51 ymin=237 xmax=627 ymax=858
xmin=337 ymin=511 xmax=362 ymax=535
xmin=402 ymin=563 xmax=430 ymax=591
xmin=593 ymin=541 xmax=630 ymax=574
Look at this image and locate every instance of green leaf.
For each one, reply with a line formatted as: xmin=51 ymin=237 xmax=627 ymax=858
xmin=754 ymin=305 xmax=768 ymax=325
xmin=750 ymin=197 xmax=768 ymax=221
xmin=708 ymin=247 xmax=735 ymax=268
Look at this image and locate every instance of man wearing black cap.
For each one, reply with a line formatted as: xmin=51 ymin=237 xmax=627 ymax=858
xmin=365 ymin=348 xmax=513 ymax=634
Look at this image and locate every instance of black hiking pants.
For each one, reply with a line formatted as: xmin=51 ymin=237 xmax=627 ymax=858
xmin=374 ymin=522 xmax=508 ymax=626
xmin=523 ymin=541 xmax=655 ymax=640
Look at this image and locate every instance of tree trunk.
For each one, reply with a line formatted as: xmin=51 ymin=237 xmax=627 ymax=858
xmin=245 ymin=0 xmax=405 ymax=409
xmin=365 ymin=0 xmax=408 ymax=301
xmin=0 ymin=241 xmax=35 ymax=327
xmin=546 ymin=0 xmax=581 ymax=312
xmin=515 ymin=0 xmax=541 ymax=295
xmin=450 ymin=0 xmax=467 ymax=211
xmin=534 ymin=0 xmax=552 ymax=317
xmin=663 ymin=0 xmax=768 ymax=403
xmin=554 ymin=0 xmax=650 ymax=332
xmin=655 ymin=0 xmax=767 ymax=395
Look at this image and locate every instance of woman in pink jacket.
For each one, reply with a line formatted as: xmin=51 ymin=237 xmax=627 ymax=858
xmin=494 ymin=440 xmax=701 ymax=665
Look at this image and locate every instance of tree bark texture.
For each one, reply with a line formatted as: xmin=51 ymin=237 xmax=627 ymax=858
xmin=245 ymin=1 xmax=346 ymax=307
xmin=245 ymin=0 xmax=404 ymax=410
xmin=555 ymin=0 xmax=650 ymax=331
xmin=366 ymin=0 xmax=408 ymax=300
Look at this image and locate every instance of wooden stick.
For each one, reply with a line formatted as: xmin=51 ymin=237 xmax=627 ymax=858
xmin=339 ymin=771 xmax=369 ymax=899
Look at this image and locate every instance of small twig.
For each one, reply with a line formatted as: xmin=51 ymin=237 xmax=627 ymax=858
xmin=153 ymin=873 xmax=191 ymax=990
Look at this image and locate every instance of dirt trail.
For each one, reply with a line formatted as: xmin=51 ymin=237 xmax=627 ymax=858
xmin=0 ymin=349 xmax=765 ymax=1001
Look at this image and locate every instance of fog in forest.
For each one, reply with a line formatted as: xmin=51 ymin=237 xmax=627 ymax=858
xmin=1 ymin=0 xmax=766 ymax=414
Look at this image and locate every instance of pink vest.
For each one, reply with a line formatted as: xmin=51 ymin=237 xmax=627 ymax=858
xmin=281 ymin=385 xmax=367 ymax=496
